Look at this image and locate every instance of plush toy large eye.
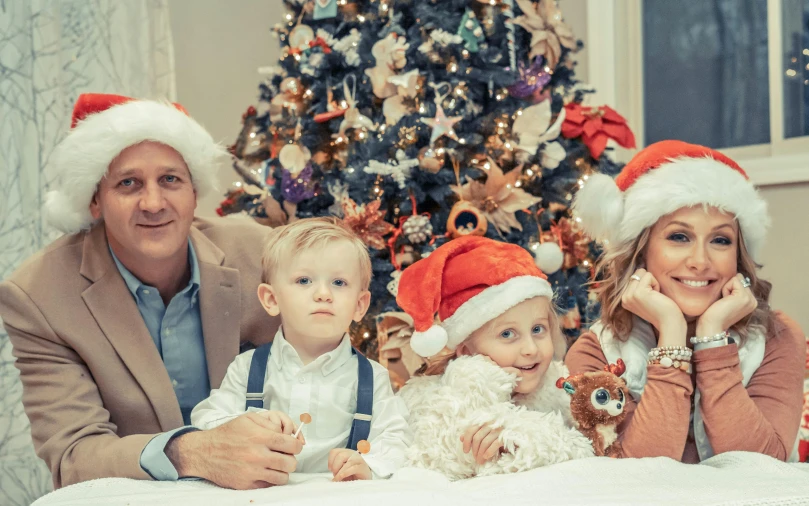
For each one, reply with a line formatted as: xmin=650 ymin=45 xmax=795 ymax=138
xmin=617 ymin=388 xmax=625 ymax=403
xmin=594 ymin=388 xmax=610 ymax=405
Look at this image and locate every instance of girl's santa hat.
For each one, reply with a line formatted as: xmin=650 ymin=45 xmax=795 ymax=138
xmin=572 ymin=140 xmax=769 ymax=261
xmin=396 ymin=236 xmax=564 ymax=358
xmin=45 ymin=93 xmax=227 ymax=234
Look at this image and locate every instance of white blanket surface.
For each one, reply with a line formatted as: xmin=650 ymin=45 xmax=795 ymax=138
xmin=33 ymin=452 xmax=809 ymax=506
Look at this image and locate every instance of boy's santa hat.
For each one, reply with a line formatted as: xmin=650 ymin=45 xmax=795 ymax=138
xmin=572 ymin=140 xmax=769 ymax=261
xmin=396 ymin=236 xmax=564 ymax=359
xmin=45 ymin=93 xmax=227 ymax=234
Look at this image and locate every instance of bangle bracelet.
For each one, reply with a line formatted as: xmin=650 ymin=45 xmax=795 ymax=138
xmin=690 ymin=330 xmax=730 ymax=345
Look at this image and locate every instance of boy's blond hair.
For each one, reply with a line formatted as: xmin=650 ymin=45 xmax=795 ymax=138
xmin=261 ymin=217 xmax=372 ymax=289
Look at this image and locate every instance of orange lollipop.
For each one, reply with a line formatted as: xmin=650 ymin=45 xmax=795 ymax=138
xmin=356 ymin=440 xmax=371 ymax=455
xmin=293 ymin=413 xmax=311 ymax=439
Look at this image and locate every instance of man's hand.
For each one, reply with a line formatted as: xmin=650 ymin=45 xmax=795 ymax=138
xmin=328 ymin=448 xmax=372 ymax=482
xmin=166 ymin=412 xmax=303 ymax=489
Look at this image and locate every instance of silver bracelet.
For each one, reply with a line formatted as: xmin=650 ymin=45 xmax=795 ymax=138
xmin=689 ymin=330 xmax=729 ymax=345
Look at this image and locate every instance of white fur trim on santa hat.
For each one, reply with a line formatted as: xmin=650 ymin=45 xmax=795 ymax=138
xmin=442 ymin=275 xmax=555 ymax=350
xmin=45 ymin=100 xmax=228 ymax=234
xmin=618 ymin=157 xmax=769 ymax=260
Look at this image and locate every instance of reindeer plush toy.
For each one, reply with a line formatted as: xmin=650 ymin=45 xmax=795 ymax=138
xmin=556 ymin=360 xmax=628 ymax=458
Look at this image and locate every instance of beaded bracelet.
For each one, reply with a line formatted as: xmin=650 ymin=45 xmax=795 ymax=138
xmin=690 ymin=330 xmax=730 ymax=345
xmin=648 ymin=356 xmax=692 ymax=374
xmin=647 ymin=346 xmax=692 ymax=361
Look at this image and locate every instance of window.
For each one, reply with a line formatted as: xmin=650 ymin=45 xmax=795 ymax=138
xmin=585 ymin=0 xmax=809 ymax=185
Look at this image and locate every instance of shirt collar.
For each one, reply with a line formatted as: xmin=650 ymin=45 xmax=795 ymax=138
xmin=109 ymin=239 xmax=200 ymax=300
xmin=271 ymin=327 xmax=354 ymax=376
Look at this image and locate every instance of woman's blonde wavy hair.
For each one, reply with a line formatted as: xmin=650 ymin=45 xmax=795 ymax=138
xmin=594 ymin=223 xmax=774 ymax=343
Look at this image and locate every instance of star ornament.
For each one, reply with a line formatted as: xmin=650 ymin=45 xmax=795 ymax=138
xmin=420 ymin=104 xmax=462 ymax=145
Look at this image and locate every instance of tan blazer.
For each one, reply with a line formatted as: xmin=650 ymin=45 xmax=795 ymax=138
xmin=0 ymin=218 xmax=280 ymax=488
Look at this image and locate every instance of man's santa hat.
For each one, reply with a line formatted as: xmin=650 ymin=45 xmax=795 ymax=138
xmin=45 ymin=93 xmax=227 ymax=234
xmin=572 ymin=140 xmax=769 ymax=261
xmin=396 ymin=236 xmax=564 ymax=359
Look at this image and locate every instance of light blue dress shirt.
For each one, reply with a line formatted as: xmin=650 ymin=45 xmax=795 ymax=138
xmin=110 ymin=241 xmax=209 ymax=480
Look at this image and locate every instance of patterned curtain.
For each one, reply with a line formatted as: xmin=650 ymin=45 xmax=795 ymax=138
xmin=0 ymin=1 xmax=175 ymax=503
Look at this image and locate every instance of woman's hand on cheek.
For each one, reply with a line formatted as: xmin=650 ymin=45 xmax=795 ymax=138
xmin=621 ymin=268 xmax=686 ymax=334
xmin=696 ymin=273 xmax=757 ymax=337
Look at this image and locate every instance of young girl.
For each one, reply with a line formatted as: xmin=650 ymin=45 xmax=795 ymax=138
xmin=396 ymin=236 xmax=594 ymax=480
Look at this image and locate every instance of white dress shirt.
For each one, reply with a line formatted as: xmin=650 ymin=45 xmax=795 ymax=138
xmin=191 ymin=329 xmax=412 ymax=477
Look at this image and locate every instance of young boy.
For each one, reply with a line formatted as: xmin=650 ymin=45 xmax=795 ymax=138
xmin=191 ymin=218 xmax=412 ymax=481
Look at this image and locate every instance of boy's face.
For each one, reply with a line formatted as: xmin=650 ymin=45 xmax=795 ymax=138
xmin=458 ymin=297 xmax=555 ymax=395
xmin=258 ymin=239 xmax=371 ymax=345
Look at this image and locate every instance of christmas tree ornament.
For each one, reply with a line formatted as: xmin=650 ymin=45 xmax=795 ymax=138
xmin=281 ymin=163 xmax=318 ymax=204
xmin=336 ymin=75 xmax=377 ymax=136
xmin=376 ymin=311 xmax=425 ymax=390
xmin=561 ymin=103 xmax=636 ymax=158
xmin=533 ymin=240 xmax=564 ymax=274
xmin=513 ymin=100 xmax=566 ymax=166
xmin=457 ymin=9 xmax=486 ymax=53
xmin=420 ymin=83 xmax=462 ymax=145
xmin=450 ymin=158 xmax=541 ymax=233
xmin=382 ymin=69 xmax=420 ymax=125
xmin=327 ymin=180 xmax=349 ymax=217
xmin=402 ymin=214 xmax=433 ymax=243
xmin=341 ymin=198 xmax=396 ymax=249
xmin=363 ymin=149 xmax=419 ymax=188
xmin=418 ymin=146 xmax=445 ymax=173
xmin=313 ymin=85 xmax=347 ymax=123
xmin=313 ymin=0 xmax=338 ymax=20
xmin=269 ymin=77 xmax=305 ymax=122
xmin=502 ymin=0 xmax=517 ymax=71
xmin=365 ymin=34 xmax=410 ymax=98
xmin=289 ymin=24 xmax=315 ymax=51
xmin=446 ymin=200 xmax=488 ymax=238
xmin=514 ymin=0 xmax=576 ymax=69
xmin=386 ymin=270 xmax=402 ymax=297
xmin=508 ymin=56 xmax=553 ymax=101
xmin=278 ymin=143 xmax=312 ymax=176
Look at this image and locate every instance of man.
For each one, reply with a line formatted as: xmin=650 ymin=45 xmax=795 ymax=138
xmin=0 ymin=93 xmax=301 ymax=490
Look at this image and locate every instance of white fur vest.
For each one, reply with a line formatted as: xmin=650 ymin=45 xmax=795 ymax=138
xmin=592 ymin=316 xmax=768 ymax=461
xmin=397 ymin=355 xmax=594 ymax=481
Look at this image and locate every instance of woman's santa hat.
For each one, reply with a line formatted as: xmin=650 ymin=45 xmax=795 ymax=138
xmin=45 ymin=93 xmax=227 ymax=234
xmin=572 ymin=140 xmax=769 ymax=261
xmin=396 ymin=236 xmax=564 ymax=358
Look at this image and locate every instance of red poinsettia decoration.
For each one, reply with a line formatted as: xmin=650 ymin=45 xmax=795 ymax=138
xmin=341 ymin=197 xmax=396 ymax=250
xmin=561 ymin=103 xmax=636 ymax=159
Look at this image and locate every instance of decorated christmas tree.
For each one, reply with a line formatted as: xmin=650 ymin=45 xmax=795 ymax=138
xmin=219 ymin=0 xmax=635 ymax=378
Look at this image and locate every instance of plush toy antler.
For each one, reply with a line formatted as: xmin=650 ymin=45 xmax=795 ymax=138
xmin=603 ymin=359 xmax=626 ymax=377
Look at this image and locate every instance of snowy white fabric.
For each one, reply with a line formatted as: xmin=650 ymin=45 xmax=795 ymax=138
xmin=45 ymin=99 xmax=227 ymax=234
xmin=573 ymin=157 xmax=769 ymax=261
xmin=591 ymin=316 xmax=792 ymax=461
xmin=397 ymin=356 xmax=593 ymax=480
xmin=33 ymin=452 xmax=809 ymax=506
xmin=190 ymin=330 xmax=413 ymax=478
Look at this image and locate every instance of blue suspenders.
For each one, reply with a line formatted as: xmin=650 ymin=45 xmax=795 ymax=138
xmin=244 ymin=341 xmax=374 ymax=451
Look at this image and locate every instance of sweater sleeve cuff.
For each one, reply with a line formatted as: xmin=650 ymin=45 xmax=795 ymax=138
xmin=693 ymin=342 xmax=740 ymax=372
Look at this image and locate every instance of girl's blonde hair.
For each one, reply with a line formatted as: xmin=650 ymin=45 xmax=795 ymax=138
xmin=261 ymin=217 xmax=372 ymax=289
xmin=419 ymin=301 xmax=563 ymax=376
xmin=594 ymin=224 xmax=774 ymax=342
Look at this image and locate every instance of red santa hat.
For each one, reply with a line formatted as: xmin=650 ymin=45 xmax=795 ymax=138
xmin=396 ymin=236 xmax=564 ymax=359
xmin=45 ymin=93 xmax=227 ymax=234
xmin=572 ymin=140 xmax=769 ymax=261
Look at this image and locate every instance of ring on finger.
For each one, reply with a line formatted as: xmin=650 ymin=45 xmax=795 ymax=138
xmin=741 ymin=276 xmax=751 ymax=288
xmin=630 ymin=274 xmax=642 ymax=281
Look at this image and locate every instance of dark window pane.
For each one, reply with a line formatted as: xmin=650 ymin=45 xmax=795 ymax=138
xmin=643 ymin=0 xmax=770 ymax=148
xmin=782 ymin=0 xmax=809 ymax=138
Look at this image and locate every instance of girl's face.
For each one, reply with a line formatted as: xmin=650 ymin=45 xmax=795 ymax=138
xmin=644 ymin=206 xmax=739 ymax=320
xmin=458 ymin=297 xmax=556 ymax=395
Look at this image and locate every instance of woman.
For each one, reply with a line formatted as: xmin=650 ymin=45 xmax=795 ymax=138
xmin=566 ymin=140 xmax=804 ymax=462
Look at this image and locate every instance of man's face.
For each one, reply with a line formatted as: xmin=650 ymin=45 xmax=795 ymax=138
xmin=90 ymin=141 xmax=197 ymax=266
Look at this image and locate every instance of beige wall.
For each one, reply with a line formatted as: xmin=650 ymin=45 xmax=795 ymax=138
xmin=758 ymin=184 xmax=809 ymax=333
xmin=168 ymin=1 xmax=807 ymax=333
xmin=169 ymin=0 xmax=283 ymax=218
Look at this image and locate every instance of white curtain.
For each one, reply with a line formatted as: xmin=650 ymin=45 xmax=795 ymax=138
xmin=0 ymin=1 xmax=175 ymax=503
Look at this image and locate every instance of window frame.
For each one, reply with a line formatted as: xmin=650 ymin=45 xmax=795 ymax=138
xmin=585 ymin=0 xmax=809 ymax=185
